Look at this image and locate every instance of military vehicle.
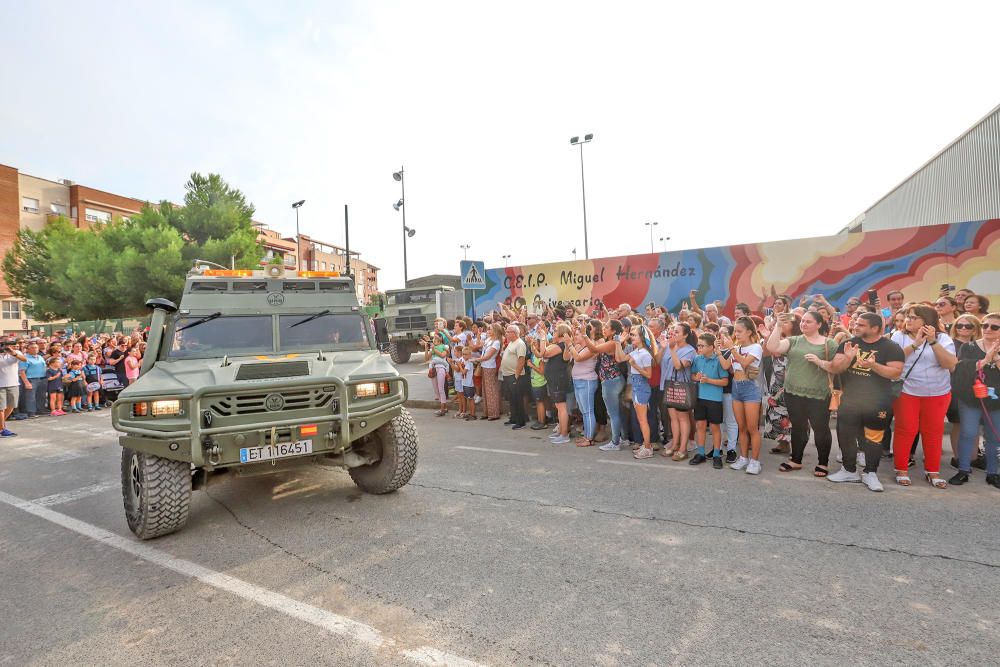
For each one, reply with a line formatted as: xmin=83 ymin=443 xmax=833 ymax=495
xmin=112 ymin=264 xmax=416 ymax=539
xmin=383 ymin=285 xmax=465 ymax=363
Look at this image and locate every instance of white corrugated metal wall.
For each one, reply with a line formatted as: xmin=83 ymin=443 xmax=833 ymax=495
xmin=855 ymin=104 xmax=1000 ymax=231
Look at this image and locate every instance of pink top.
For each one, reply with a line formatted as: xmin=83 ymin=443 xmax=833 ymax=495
xmin=125 ymin=356 xmax=141 ymax=381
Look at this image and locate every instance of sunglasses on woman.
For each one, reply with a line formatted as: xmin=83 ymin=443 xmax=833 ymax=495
xmin=954 ymin=323 xmax=976 ymax=330
xmin=984 ymin=323 xmax=1000 ymax=331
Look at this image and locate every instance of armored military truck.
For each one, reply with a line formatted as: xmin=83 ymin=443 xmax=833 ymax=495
xmin=112 ymin=264 xmax=416 ymax=539
xmin=383 ymin=285 xmax=465 ymax=363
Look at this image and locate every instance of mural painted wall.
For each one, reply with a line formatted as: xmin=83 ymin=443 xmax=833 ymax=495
xmin=469 ymin=219 xmax=1000 ymax=315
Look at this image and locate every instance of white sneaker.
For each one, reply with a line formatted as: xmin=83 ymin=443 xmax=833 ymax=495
xmin=857 ymin=451 xmax=867 ymax=468
xmin=836 ymin=451 xmax=843 ymax=463
xmin=550 ymin=434 xmax=570 ymax=444
xmin=474 ymin=395 xmax=481 ymax=404
xmin=827 ymin=467 xmax=862 ymax=483
xmin=599 ymin=441 xmax=621 ymax=452
xmin=861 ymin=472 xmax=883 ymax=492
xmin=730 ymin=456 xmax=750 ymax=471
xmin=745 ymin=459 xmax=761 ymax=475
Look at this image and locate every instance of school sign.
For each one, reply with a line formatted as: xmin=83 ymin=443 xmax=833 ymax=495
xmin=469 ymin=219 xmax=1000 ymax=314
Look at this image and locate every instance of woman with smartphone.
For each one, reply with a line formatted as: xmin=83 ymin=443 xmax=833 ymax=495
xmin=478 ymin=323 xmax=504 ymax=420
xmin=762 ymin=312 xmax=801 ymax=455
xmin=613 ymin=326 xmax=657 ymax=459
xmin=725 ymin=317 xmax=765 ymax=474
xmin=536 ymin=323 xmax=573 ymax=443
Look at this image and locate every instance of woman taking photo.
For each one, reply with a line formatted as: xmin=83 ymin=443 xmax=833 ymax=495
xmin=766 ymin=311 xmax=837 ymax=476
xmin=568 ymin=323 xmax=600 ymax=447
xmin=662 ymin=323 xmax=697 ymax=460
xmin=584 ymin=320 xmax=627 ymax=452
xmin=724 ymin=317 xmax=765 ymax=474
xmin=421 ymin=332 xmax=452 ymax=416
xmin=762 ymin=313 xmax=801 ymax=455
xmin=478 ymin=323 xmax=504 ymax=420
xmin=614 ymin=326 xmax=657 ymax=459
xmin=536 ymin=323 xmax=573 ymax=443
xmin=890 ymin=305 xmax=958 ymax=488
xmin=949 ymin=312 xmax=1000 ymax=488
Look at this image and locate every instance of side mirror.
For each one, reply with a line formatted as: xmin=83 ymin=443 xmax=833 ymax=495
xmin=373 ymin=317 xmax=390 ymax=352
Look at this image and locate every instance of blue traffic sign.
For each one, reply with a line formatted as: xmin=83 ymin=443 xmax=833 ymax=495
xmin=460 ymin=260 xmax=486 ymax=289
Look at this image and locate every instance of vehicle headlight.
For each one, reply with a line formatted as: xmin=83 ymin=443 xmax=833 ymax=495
xmin=355 ymin=382 xmax=378 ymax=398
xmin=151 ymin=400 xmax=182 ymax=416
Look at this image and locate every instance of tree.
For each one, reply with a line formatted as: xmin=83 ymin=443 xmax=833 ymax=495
xmin=2 ymin=173 xmax=264 ymax=320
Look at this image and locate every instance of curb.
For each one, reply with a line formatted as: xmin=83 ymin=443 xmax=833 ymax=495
xmin=404 ymin=400 xmax=441 ymax=410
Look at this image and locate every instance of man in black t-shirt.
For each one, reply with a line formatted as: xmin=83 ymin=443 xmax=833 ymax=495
xmin=826 ymin=313 xmax=905 ymax=491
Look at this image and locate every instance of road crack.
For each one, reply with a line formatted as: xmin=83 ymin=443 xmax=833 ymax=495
xmin=407 ymin=482 xmax=1000 ymax=570
xmin=204 ymin=489 xmax=556 ymax=666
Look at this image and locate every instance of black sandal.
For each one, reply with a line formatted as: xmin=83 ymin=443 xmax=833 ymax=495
xmin=778 ymin=461 xmax=802 ymax=472
xmin=813 ymin=465 xmax=829 ymax=477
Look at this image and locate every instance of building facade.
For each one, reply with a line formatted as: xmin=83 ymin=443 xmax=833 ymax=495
xmin=844 ymin=104 xmax=1000 ymax=233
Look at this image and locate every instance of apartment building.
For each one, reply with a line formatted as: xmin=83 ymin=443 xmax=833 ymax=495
xmin=0 ymin=164 xmax=148 ymax=333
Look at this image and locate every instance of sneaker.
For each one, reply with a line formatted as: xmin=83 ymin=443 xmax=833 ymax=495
xmin=634 ymin=446 xmax=654 ymax=459
xmin=726 ymin=450 xmax=737 ymax=464
xmin=948 ymin=471 xmax=969 ymax=485
xmin=746 ymin=459 xmax=761 ymax=475
xmin=619 ymin=439 xmax=632 ymax=449
xmin=986 ymin=474 xmax=1000 ymax=489
xmin=474 ymin=395 xmax=481 ymax=404
xmin=550 ymin=434 xmax=570 ymax=444
xmin=689 ymin=453 xmax=707 ymax=465
xmin=94 ymin=405 xmax=103 ymax=410
xmin=857 ymin=451 xmax=866 ymax=468
xmin=12 ymin=414 xmax=27 ymax=421
xmin=827 ymin=467 xmax=862 ymax=483
xmin=836 ymin=451 xmax=843 ymax=463
xmin=511 ymin=424 xmax=525 ymax=430
xmin=861 ymin=472 xmax=884 ymax=492
xmin=530 ymin=422 xmax=547 ymax=431
xmin=599 ymin=440 xmax=622 ymax=452
xmin=972 ymin=454 xmax=987 ymax=471
xmin=712 ymin=456 xmax=723 ymax=469
xmin=0 ymin=429 xmax=16 ymax=437
xmin=730 ymin=456 xmax=750 ymax=471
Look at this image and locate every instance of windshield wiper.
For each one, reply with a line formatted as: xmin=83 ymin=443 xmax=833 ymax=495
xmin=288 ymin=309 xmax=331 ymax=328
xmin=177 ymin=311 xmax=223 ymax=332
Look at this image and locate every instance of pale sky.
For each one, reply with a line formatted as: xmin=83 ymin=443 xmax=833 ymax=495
xmin=2 ymin=1 xmax=998 ymax=291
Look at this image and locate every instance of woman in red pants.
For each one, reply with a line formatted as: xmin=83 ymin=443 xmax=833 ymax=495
xmin=889 ymin=304 xmax=958 ymax=488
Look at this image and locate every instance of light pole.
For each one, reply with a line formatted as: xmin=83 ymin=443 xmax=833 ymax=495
xmin=569 ymin=133 xmax=594 ymax=259
xmin=292 ymin=200 xmax=305 ymax=270
xmin=392 ymin=167 xmax=415 ymax=285
xmin=460 ymin=244 xmax=471 ymax=260
xmin=571 ymin=248 xmax=577 ymax=261
xmin=644 ymin=221 xmax=659 ymax=254
xmin=502 ymin=254 xmax=511 ymax=267
xmin=659 ymin=236 xmax=671 ymax=252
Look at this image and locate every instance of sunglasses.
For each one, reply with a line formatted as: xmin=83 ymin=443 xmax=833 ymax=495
xmin=954 ymin=323 xmax=976 ymax=330
xmin=934 ymin=302 xmax=949 ymax=307
xmin=985 ymin=323 xmax=1000 ymax=332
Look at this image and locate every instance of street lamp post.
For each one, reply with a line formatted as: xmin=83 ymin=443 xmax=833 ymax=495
xmin=292 ymin=200 xmax=305 ymax=270
xmin=569 ymin=133 xmax=594 ymax=259
xmin=502 ymin=254 xmax=511 ymax=267
xmin=571 ymin=248 xmax=577 ymax=261
xmin=644 ymin=221 xmax=659 ymax=254
xmin=460 ymin=244 xmax=471 ymax=260
xmin=392 ymin=167 xmax=415 ymax=285
xmin=659 ymin=236 xmax=671 ymax=252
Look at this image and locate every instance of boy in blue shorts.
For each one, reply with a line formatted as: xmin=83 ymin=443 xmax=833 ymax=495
xmin=690 ymin=333 xmax=728 ymax=468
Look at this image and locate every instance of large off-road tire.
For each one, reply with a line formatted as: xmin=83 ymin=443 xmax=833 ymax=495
xmin=121 ymin=448 xmax=192 ymax=539
xmin=349 ymin=409 xmax=418 ymax=494
xmin=388 ymin=341 xmax=411 ymax=364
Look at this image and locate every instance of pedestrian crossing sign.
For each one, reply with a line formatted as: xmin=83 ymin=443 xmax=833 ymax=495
xmin=460 ymin=260 xmax=486 ymax=289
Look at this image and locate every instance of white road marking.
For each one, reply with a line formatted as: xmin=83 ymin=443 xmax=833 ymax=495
xmin=455 ymin=446 xmax=539 ymax=457
xmin=32 ymin=481 xmax=119 ymax=507
xmin=0 ymin=490 xmax=486 ymax=667
xmin=597 ymin=458 xmax=695 ymax=470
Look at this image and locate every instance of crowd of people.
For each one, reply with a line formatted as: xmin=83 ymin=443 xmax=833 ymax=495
xmin=0 ymin=330 xmax=146 ymax=436
xmin=419 ymin=287 xmax=1000 ymax=492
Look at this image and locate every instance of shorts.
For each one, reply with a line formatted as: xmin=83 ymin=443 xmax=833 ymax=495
xmin=731 ymin=379 xmax=762 ymax=403
xmin=0 ymin=386 xmax=17 ymax=410
xmin=454 ymin=378 xmax=464 ymax=393
xmin=631 ymin=378 xmax=652 ymax=406
xmin=545 ymin=372 xmax=568 ymax=403
xmin=694 ymin=398 xmax=724 ymax=424
xmin=531 ymin=385 xmax=548 ymax=402
xmin=462 ymin=386 xmax=476 ymax=399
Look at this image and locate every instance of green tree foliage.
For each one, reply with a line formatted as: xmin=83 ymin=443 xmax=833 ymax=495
xmin=2 ymin=173 xmax=263 ymax=320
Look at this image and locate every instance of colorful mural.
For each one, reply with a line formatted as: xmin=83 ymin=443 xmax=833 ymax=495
xmin=468 ymin=219 xmax=1000 ymax=315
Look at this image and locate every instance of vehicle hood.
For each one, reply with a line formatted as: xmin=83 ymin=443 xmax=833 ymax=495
xmin=120 ymin=350 xmax=396 ymax=399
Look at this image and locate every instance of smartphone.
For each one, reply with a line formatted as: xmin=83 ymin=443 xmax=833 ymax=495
xmin=867 ymin=289 xmax=878 ymax=303
xmin=764 ymin=307 xmax=774 ymax=317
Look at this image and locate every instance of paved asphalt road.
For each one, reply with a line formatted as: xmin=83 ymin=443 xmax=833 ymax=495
xmin=1 ymin=404 xmax=999 ymax=666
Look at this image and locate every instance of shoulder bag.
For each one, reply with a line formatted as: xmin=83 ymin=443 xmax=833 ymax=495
xmin=825 ymin=339 xmax=842 ymax=411
xmin=662 ymin=357 xmax=698 ymax=411
xmin=890 ymin=342 xmax=925 ymax=401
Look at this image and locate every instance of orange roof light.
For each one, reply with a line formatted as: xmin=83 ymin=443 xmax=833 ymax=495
xmin=299 ymin=271 xmax=340 ymax=278
xmin=202 ymin=269 xmax=253 ymax=277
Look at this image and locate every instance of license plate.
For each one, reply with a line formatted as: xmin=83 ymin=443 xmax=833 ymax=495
xmin=240 ymin=439 xmax=313 ymax=463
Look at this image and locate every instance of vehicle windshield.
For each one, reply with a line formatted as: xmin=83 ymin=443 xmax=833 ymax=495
xmin=169 ymin=316 xmax=273 ymax=358
xmin=386 ymin=290 xmax=437 ymax=305
xmin=278 ymin=314 xmax=369 ymax=351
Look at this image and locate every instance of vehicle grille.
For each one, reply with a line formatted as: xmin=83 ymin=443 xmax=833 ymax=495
xmin=235 ymin=361 xmax=310 ymax=381
xmin=393 ymin=315 xmax=428 ymax=330
xmin=208 ymin=387 xmax=337 ymax=416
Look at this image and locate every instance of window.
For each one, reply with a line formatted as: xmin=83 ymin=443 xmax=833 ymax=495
xmin=321 ymin=262 xmax=327 ymax=270
xmin=84 ymin=208 xmax=112 ymax=224
xmin=50 ymin=203 xmax=67 ymax=216
xmin=2 ymin=301 xmax=21 ymax=319
xmin=284 ymin=254 xmax=296 ymax=267
xmin=22 ymin=197 xmax=39 ymax=213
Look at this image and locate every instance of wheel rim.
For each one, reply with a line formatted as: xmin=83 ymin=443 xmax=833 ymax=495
xmin=129 ymin=454 xmax=142 ymax=507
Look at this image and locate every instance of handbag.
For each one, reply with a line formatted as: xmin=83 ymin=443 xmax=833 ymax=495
xmin=890 ymin=341 xmax=926 ymax=400
xmin=738 ymin=347 xmax=761 ymax=380
xmin=427 ymin=366 xmax=436 ymax=378
xmin=86 ymin=381 xmax=101 ymax=393
xmin=825 ymin=340 xmax=842 ymax=411
xmin=662 ymin=365 xmax=697 ymax=410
